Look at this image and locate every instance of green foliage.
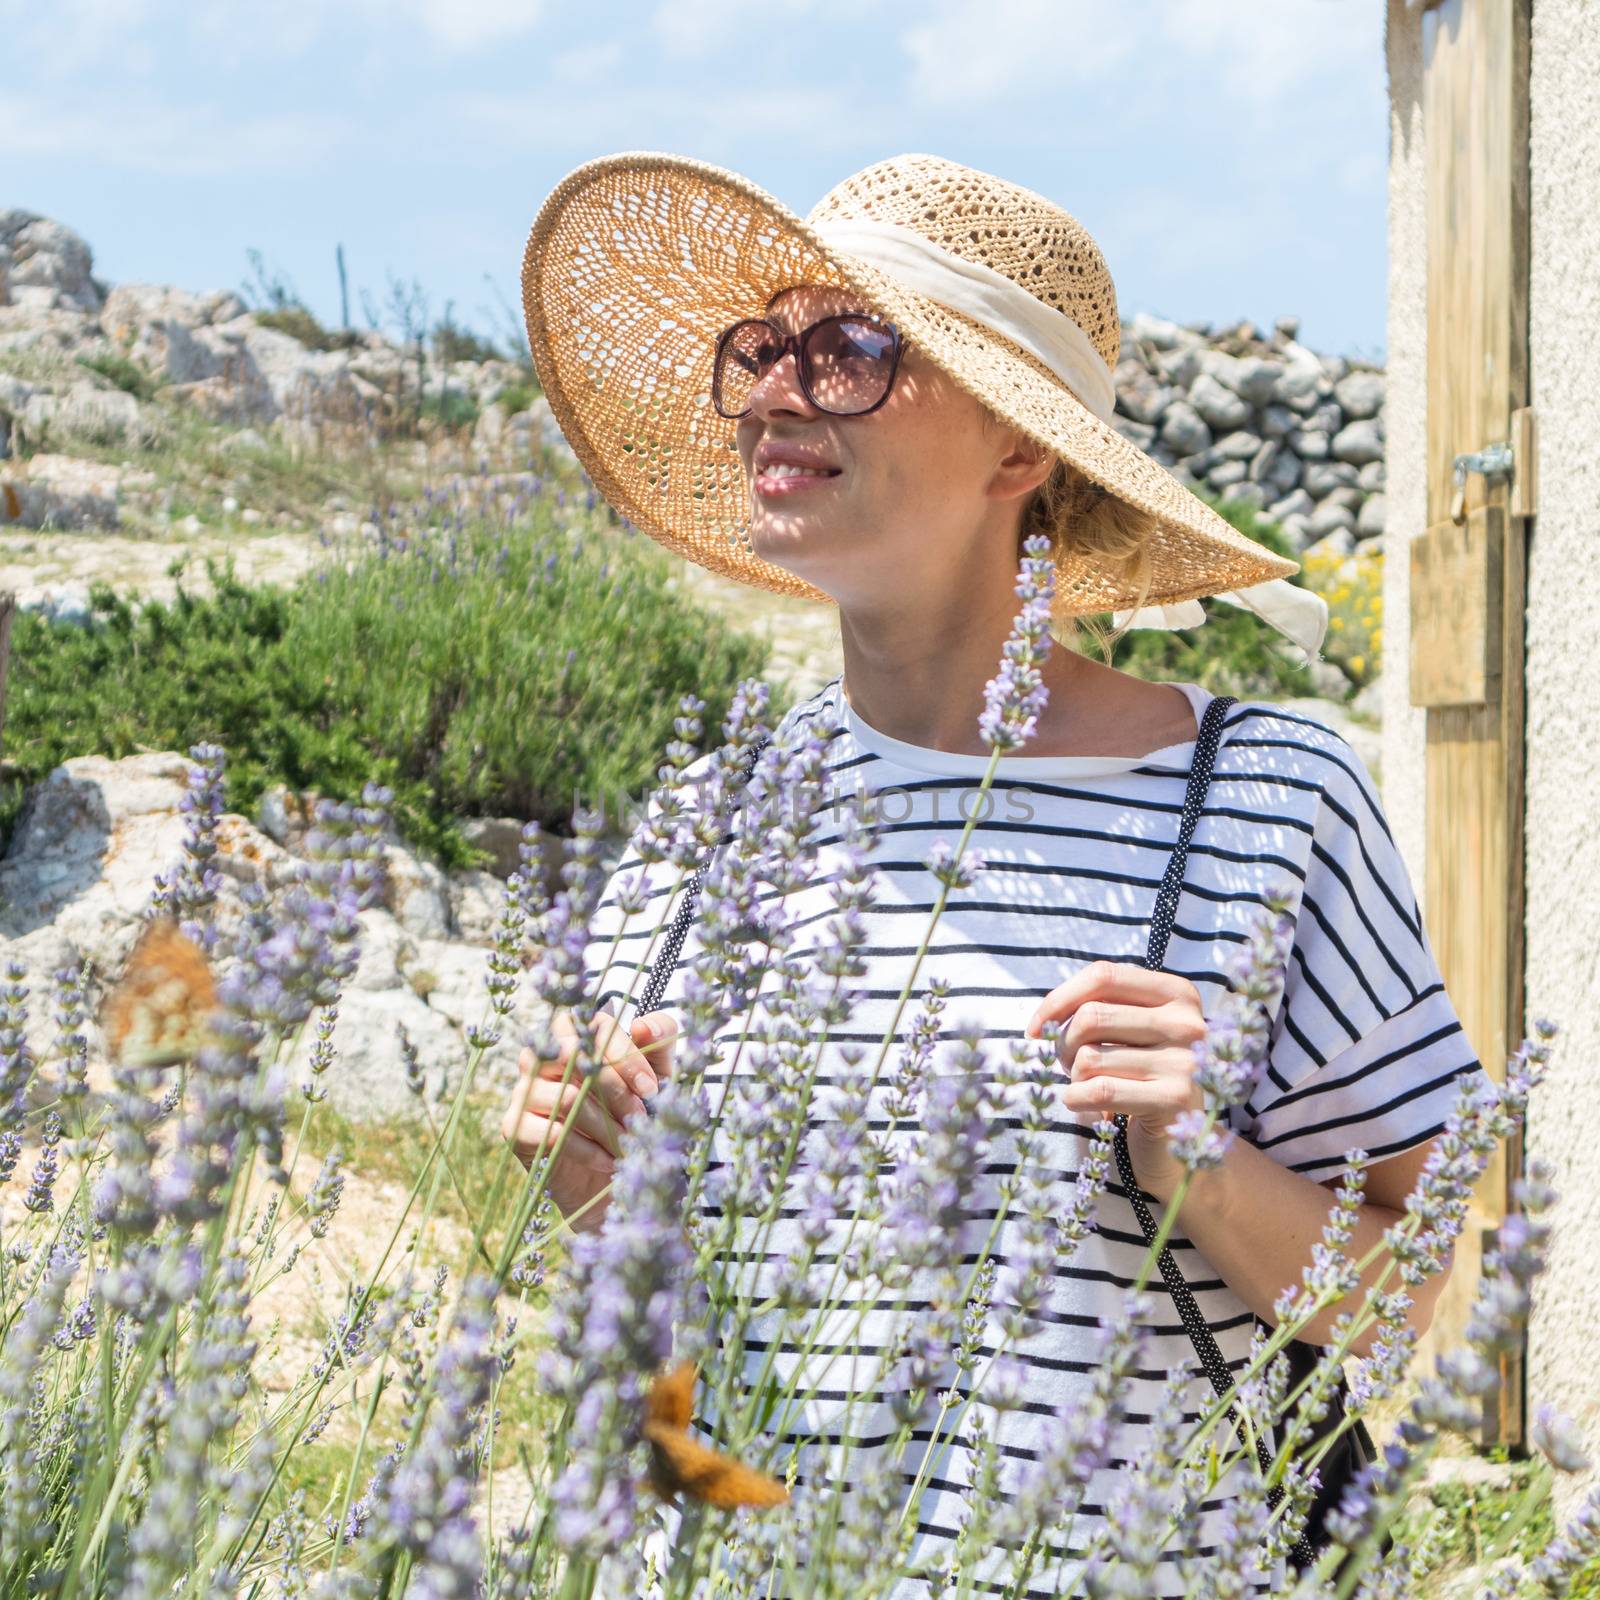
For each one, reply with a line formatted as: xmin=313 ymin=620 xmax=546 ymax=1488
xmin=1092 ymin=495 xmax=1318 ymax=698
xmin=432 ymin=302 xmax=505 ymax=366
xmin=1394 ymin=1458 xmax=1555 ymax=1576
xmin=241 ymin=246 xmax=363 ymax=353
xmin=419 ymin=389 xmax=481 ymax=431
xmin=491 ymin=379 xmax=540 ymax=418
xmin=0 ymin=496 xmax=780 ymax=867
xmin=253 ymin=305 xmax=365 ymax=353
xmin=75 ymin=349 xmax=166 ymax=403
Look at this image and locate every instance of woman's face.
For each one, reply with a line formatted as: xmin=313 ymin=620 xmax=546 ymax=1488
xmin=732 ymin=283 xmax=1050 ymax=609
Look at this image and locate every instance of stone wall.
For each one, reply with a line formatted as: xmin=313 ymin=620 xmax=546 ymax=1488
xmin=1109 ymin=310 xmax=1385 ymax=559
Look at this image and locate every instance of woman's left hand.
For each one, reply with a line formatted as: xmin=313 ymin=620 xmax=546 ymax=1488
xmin=1024 ymin=959 xmax=1210 ymax=1200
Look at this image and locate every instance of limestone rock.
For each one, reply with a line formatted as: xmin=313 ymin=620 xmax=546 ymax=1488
xmin=1188 ymin=372 xmax=1253 ymax=433
xmin=1307 ymin=499 xmax=1358 ymax=538
xmin=1303 ymin=460 xmax=1361 ymax=497
xmin=0 ymin=452 xmax=156 ymax=531
xmin=1213 ymin=430 xmax=1263 ymax=462
xmin=458 ymin=816 xmax=533 ymax=880
xmin=0 ymin=751 xmax=565 ymax=1123
xmin=0 ymin=212 xmax=103 ymax=314
xmin=15 ymin=384 xmax=156 ymax=451
xmin=1334 ymin=369 xmax=1386 ymax=420
xmin=1267 ymin=488 xmax=1314 ymax=522
xmin=1159 ymin=400 xmax=1212 ymax=457
xmin=1331 ymin=418 xmax=1385 ymax=466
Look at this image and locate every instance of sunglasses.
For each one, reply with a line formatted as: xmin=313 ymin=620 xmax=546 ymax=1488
xmin=711 ymin=312 xmax=903 ymax=419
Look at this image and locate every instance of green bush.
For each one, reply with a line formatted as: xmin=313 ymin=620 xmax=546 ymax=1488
xmin=419 ymin=389 xmax=481 ymax=431
xmin=432 ymin=309 xmax=505 ymax=366
xmin=0 ymin=491 xmax=780 ymax=867
xmin=253 ymin=305 xmax=366 ymax=353
xmin=75 ymin=350 xmax=166 ymax=403
xmin=491 ymin=378 xmax=540 ymax=418
xmin=1093 ymin=494 xmax=1318 ymax=699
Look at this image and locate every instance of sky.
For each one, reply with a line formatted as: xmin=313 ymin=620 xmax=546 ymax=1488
xmin=6 ymin=0 xmax=1390 ymax=362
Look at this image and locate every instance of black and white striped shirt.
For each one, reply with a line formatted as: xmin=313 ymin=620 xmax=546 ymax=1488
xmin=584 ymin=673 xmax=1485 ymax=1599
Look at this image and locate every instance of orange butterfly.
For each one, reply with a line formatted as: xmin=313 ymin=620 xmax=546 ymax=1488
xmin=99 ymin=916 xmax=220 ymax=1068
xmin=643 ymin=1361 xmax=789 ymax=1510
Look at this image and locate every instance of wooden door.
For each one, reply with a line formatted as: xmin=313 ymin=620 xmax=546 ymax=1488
xmin=1408 ymin=0 xmax=1532 ymax=1448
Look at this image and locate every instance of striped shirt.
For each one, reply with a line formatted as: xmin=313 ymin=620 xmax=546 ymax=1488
xmin=583 ymin=673 xmax=1485 ymax=1599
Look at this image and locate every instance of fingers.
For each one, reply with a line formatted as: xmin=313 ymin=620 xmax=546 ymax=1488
xmin=523 ymin=1074 xmax=642 ymax=1151
xmin=505 ymin=1109 xmax=615 ymax=1176
xmin=1038 ymin=999 xmax=1207 ymax=1079
xmin=1025 ymin=962 xmax=1200 ymax=1041
xmin=1058 ymin=1071 xmax=1196 ymax=1119
xmin=1068 ymin=1046 xmax=1164 ymax=1082
xmin=520 ymin=1007 xmax=659 ymax=1128
xmin=628 ymin=1011 xmax=679 ymax=1079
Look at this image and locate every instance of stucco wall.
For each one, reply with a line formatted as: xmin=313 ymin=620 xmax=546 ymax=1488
xmin=1523 ymin=0 xmax=1600 ymax=1502
xmin=1381 ymin=3 xmax=1431 ymax=884
xmin=1384 ymin=0 xmax=1600 ymax=1512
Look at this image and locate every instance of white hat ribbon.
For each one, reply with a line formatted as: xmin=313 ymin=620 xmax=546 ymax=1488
xmin=811 ymin=217 xmax=1119 ymax=422
xmin=811 ymin=216 xmax=1328 ymax=662
xmin=1112 ymin=577 xmax=1329 ymax=660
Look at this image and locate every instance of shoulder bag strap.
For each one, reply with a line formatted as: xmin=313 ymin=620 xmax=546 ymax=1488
xmin=1108 ymin=691 xmax=1317 ymax=1568
xmin=637 ymin=733 xmax=772 ymax=1019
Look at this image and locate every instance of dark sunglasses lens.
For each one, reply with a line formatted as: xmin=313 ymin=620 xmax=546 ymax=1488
xmin=803 ymin=317 xmax=897 ymax=414
xmin=713 ymin=320 xmax=783 ymax=417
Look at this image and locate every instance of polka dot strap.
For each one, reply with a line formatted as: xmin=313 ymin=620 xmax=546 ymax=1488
xmin=1110 ymin=693 xmax=1316 ymax=1568
xmin=638 ymin=734 xmax=772 ymax=1022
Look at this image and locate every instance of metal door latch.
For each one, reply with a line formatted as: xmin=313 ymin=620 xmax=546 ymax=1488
xmin=1450 ymin=440 xmax=1514 ymax=522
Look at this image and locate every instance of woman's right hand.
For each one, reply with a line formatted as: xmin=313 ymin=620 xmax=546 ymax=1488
xmin=499 ymin=1004 xmax=679 ymax=1232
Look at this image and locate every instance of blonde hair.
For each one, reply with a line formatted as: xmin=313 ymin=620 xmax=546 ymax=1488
xmin=981 ymin=407 xmax=1160 ymax=665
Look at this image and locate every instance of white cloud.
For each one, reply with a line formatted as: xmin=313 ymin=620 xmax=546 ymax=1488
xmin=396 ymin=0 xmax=545 ymax=50
xmin=900 ymin=0 xmax=1376 ymax=114
xmin=450 ymin=81 xmax=895 ymax=163
xmin=0 ymin=95 xmax=349 ymax=177
xmin=900 ymin=0 xmax=1137 ymax=108
xmin=1162 ymin=0 xmax=1373 ymax=98
xmin=550 ymin=39 xmax=627 ymax=83
xmin=647 ymin=0 xmax=861 ymax=60
xmin=6 ymin=0 xmax=543 ymax=75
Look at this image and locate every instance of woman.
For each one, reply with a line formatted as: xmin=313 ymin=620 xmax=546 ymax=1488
xmin=503 ymin=152 xmax=1485 ymax=1595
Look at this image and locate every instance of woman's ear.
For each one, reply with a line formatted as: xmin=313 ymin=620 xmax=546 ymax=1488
xmin=989 ymin=432 xmax=1057 ymax=502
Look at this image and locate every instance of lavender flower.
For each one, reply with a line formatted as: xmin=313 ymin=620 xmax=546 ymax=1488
xmin=0 ymin=1234 xmax=81 ymax=1568
xmin=538 ymin=1068 xmax=700 ymax=1557
xmin=878 ymin=1023 xmax=993 ymax=1277
xmin=1168 ymin=1106 xmax=1231 ymax=1172
xmin=361 ymin=1273 xmax=499 ymax=1598
xmin=977 ymin=532 xmax=1057 ymax=752
xmin=306 ymin=1149 xmax=347 ymax=1238
xmin=124 ymin=1245 xmax=258 ymax=1600
xmin=23 ymin=1108 xmax=62 ymax=1213
xmin=303 ymin=1004 xmax=339 ymax=1102
xmin=148 ymin=740 xmax=227 ymax=955
xmin=51 ymin=950 xmax=91 ymax=1103
xmin=1532 ymin=1401 xmax=1592 ymax=1474
xmin=1528 ymin=1483 xmax=1600 ymax=1596
xmin=0 ymin=960 xmax=36 ymax=1125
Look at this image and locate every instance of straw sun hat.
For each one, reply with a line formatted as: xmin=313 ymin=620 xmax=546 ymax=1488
xmin=519 ymin=150 xmax=1328 ymax=657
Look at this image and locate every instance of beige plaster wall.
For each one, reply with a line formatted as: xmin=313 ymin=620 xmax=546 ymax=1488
xmin=1381 ymin=2 xmax=1431 ymax=882
xmin=1384 ymin=0 xmax=1600 ymax=1514
xmin=1522 ymin=0 xmax=1600 ymax=1504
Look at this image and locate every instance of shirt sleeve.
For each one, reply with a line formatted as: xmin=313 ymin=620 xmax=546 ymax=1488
xmin=1237 ymin=737 xmax=1491 ymax=1183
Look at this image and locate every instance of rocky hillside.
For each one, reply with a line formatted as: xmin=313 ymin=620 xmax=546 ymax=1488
xmin=0 ymin=208 xmax=572 ymax=542
xmin=1 ymin=207 xmax=1382 ymax=566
